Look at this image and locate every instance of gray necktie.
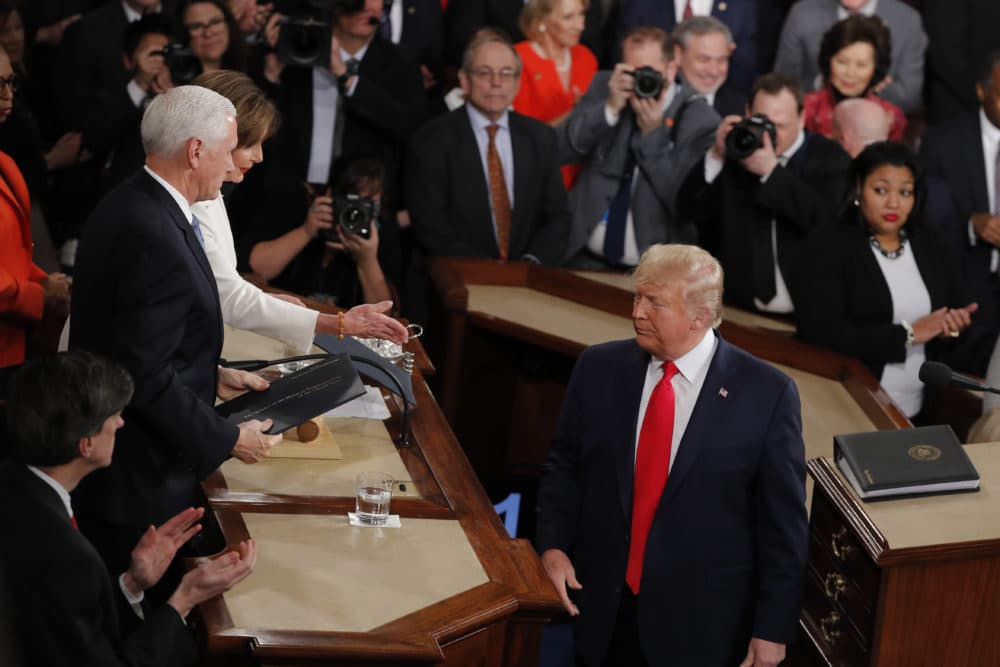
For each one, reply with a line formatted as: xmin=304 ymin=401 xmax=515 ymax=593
xmin=994 ymin=139 xmax=1000 ymax=215
xmin=191 ymin=214 xmax=206 ymax=249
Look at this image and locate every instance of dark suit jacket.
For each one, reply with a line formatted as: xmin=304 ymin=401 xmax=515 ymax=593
xmin=445 ymin=0 xmax=605 ymax=67
xmin=536 ymin=335 xmax=808 ymax=666
xmin=394 ymin=0 xmax=444 ymax=86
xmin=920 ymin=111 xmax=1000 ymax=374
xmin=677 ymin=131 xmax=850 ymax=311
xmin=791 ymin=221 xmax=966 ymax=379
xmin=0 ymin=462 xmax=197 ymax=666
xmin=69 ymin=171 xmax=238 ymax=529
xmin=405 ymin=106 xmax=569 ymax=264
xmin=924 ymin=0 xmax=1000 ymax=123
xmin=618 ymin=0 xmax=758 ymax=97
xmin=257 ymin=36 xmax=425 ymax=206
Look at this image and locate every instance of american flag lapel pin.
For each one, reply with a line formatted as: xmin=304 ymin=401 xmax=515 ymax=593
xmin=718 ymin=387 xmax=728 ymax=398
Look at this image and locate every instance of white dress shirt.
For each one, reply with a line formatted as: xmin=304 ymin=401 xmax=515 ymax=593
xmin=144 ymin=164 xmax=192 ymax=223
xmin=837 ymin=0 xmax=878 ymax=20
xmin=191 ymin=196 xmax=319 ymax=353
xmin=674 ymin=0 xmax=714 ymax=22
xmin=466 ymin=104 xmax=515 ymax=242
xmin=970 ymin=108 xmax=1000 ymax=272
xmin=388 ymin=0 xmax=403 ymax=43
xmin=633 ymin=329 xmax=717 ymax=468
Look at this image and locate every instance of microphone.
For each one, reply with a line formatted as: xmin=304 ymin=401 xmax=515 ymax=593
xmin=918 ymin=361 xmax=1000 ymax=395
xmin=220 ymin=353 xmax=414 ymax=446
xmin=366 ymin=15 xmax=380 ymax=26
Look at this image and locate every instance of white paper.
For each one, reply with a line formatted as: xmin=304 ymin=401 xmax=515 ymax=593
xmin=325 ymin=385 xmax=391 ymax=420
xmin=347 ymin=512 xmax=401 ymax=528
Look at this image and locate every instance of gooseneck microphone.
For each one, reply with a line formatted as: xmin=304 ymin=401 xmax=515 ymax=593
xmin=918 ymin=361 xmax=1000 ymax=395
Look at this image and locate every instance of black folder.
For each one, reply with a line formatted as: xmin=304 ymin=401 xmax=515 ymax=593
xmin=834 ymin=425 xmax=980 ymax=501
xmin=216 ymin=354 xmax=366 ymax=434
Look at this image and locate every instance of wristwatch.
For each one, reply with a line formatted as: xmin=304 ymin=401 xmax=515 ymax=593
xmin=901 ymin=320 xmax=915 ymax=347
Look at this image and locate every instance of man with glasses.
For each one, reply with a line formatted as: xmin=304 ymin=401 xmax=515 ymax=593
xmin=405 ymin=32 xmax=569 ymax=265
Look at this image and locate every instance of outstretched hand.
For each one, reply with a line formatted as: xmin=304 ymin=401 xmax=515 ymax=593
xmin=342 ymin=301 xmax=409 ymax=344
xmin=125 ymin=507 xmax=205 ymax=594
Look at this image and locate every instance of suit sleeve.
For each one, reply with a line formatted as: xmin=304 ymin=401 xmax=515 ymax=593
xmin=0 ymin=263 xmax=44 ymax=324
xmin=405 ymin=132 xmax=486 ymax=258
xmin=756 ymin=142 xmax=849 ymax=234
xmin=772 ymin=8 xmax=810 ymax=89
xmin=555 ymin=76 xmax=617 ymax=163
xmin=879 ymin=16 xmax=927 ymax=113
xmin=110 ymin=223 xmax=237 ymax=478
xmin=347 ymin=55 xmax=426 ymax=142
xmin=752 ymin=376 xmax=808 ymax=643
xmin=923 ymin=3 xmax=975 ymax=112
xmin=525 ymin=126 xmax=570 ymax=265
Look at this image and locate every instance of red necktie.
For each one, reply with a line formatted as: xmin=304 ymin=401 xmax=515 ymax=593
xmin=682 ymin=0 xmax=694 ymax=19
xmin=626 ymin=361 xmax=678 ymax=594
xmin=71 ymin=515 xmax=79 ymax=530
xmin=486 ymin=124 xmax=512 ymax=261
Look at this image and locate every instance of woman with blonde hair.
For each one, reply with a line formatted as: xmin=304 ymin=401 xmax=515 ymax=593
xmin=513 ymin=0 xmax=596 ymax=188
xmin=190 ymin=70 xmax=407 ymax=350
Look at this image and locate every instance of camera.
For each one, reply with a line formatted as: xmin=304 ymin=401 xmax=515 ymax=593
xmin=273 ymin=0 xmax=332 ymax=67
xmin=153 ymin=43 xmax=202 ymax=85
xmin=321 ymin=194 xmax=378 ymax=241
xmin=725 ymin=113 xmax=778 ymax=160
xmin=627 ymin=66 xmax=665 ymax=100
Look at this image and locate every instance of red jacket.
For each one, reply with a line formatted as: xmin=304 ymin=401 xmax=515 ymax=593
xmin=0 ymin=150 xmax=45 ymax=368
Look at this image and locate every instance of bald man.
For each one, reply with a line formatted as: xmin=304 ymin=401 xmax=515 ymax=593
xmin=831 ymin=97 xmax=890 ymax=158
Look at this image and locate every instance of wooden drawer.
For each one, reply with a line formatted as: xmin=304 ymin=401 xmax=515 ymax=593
xmin=802 ymin=568 xmax=871 ymax=667
xmin=810 ymin=490 xmax=880 ymax=597
xmin=808 ymin=530 xmax=877 ymax=644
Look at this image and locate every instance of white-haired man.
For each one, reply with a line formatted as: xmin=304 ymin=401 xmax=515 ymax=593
xmin=69 ymin=85 xmax=280 ymax=596
xmin=537 ymin=244 xmax=808 ymax=667
xmin=831 ymin=97 xmax=890 ymax=158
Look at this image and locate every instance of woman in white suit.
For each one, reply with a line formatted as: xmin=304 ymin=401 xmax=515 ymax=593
xmin=190 ymin=70 xmax=408 ymax=351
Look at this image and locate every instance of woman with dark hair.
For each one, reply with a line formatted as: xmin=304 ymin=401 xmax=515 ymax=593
xmin=793 ymin=142 xmax=976 ymax=418
xmin=181 ymin=0 xmax=246 ymax=74
xmin=803 ymin=15 xmax=906 ymax=142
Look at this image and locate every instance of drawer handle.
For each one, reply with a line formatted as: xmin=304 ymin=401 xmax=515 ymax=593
xmin=820 ymin=611 xmax=842 ymax=646
xmin=831 ymin=527 xmax=854 ymax=562
xmin=824 ymin=572 xmax=847 ymax=601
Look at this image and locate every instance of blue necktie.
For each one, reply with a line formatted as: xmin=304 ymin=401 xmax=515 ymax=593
xmin=191 ymin=214 xmax=206 ymax=249
xmin=379 ymin=6 xmax=392 ymax=40
xmin=603 ymin=149 xmax=636 ymax=264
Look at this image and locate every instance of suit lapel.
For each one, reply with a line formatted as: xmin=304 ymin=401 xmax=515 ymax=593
xmin=509 ymin=113 xmax=530 ymax=256
xmin=971 ymin=114 xmax=990 ymax=213
xmin=616 ymin=342 xmax=652 ymax=520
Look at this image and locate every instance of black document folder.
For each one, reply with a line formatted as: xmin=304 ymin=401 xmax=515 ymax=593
xmin=834 ymin=425 xmax=980 ymax=501
xmin=216 ymin=354 xmax=365 ymax=434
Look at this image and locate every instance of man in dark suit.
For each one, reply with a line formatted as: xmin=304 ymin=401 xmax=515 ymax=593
xmin=378 ymin=0 xmax=445 ymax=93
xmin=537 ymin=243 xmax=808 ymax=667
xmin=1 ymin=351 xmax=256 ymax=665
xmin=678 ymin=72 xmax=850 ymax=315
xmin=405 ymin=33 xmax=569 ymax=264
xmin=920 ymin=51 xmax=1000 ymax=375
xmin=924 ymin=0 xmax=1000 ymax=124
xmin=617 ymin=0 xmax=757 ymax=98
xmin=673 ymin=16 xmax=744 ymax=117
xmin=69 ymin=85 xmax=279 ymax=581
xmin=557 ymin=25 xmax=718 ymax=269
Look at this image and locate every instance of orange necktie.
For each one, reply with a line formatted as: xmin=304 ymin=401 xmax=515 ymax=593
xmin=626 ymin=361 xmax=678 ymax=594
xmin=486 ymin=124 xmax=512 ymax=261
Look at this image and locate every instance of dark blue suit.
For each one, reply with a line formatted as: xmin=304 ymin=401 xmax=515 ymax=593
xmin=536 ymin=334 xmax=808 ymax=666
xmin=618 ymin=0 xmax=758 ymax=97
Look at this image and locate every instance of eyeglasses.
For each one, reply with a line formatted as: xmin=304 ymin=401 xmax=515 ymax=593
xmin=185 ymin=15 xmax=226 ymax=36
xmin=0 ymin=75 xmax=19 ymax=94
xmin=468 ymin=67 xmax=519 ymax=84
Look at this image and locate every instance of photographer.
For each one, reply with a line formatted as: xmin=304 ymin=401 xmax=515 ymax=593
xmin=237 ymin=157 xmax=398 ymax=309
xmin=556 ymin=26 xmax=718 ymax=270
xmin=677 ymin=72 xmax=850 ymax=314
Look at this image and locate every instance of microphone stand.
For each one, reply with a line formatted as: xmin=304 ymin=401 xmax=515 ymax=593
xmin=220 ymin=353 xmax=413 ymax=447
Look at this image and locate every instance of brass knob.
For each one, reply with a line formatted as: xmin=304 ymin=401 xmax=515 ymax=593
xmin=824 ymin=572 xmax=847 ymax=601
xmin=831 ymin=526 xmax=854 ymax=562
xmin=820 ymin=611 xmax=842 ymax=645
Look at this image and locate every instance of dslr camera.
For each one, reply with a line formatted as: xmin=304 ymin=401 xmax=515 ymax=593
xmin=273 ymin=0 xmax=333 ymax=67
xmin=627 ymin=66 xmax=665 ymax=100
xmin=321 ymin=194 xmax=379 ymax=241
xmin=153 ymin=43 xmax=202 ymax=85
xmin=725 ymin=113 xmax=778 ymax=160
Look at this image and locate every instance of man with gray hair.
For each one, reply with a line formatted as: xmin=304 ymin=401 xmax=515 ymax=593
xmin=673 ymin=16 xmax=744 ymax=117
xmin=69 ymin=85 xmax=280 ymax=594
xmin=831 ymin=97 xmax=890 ymax=158
xmin=537 ymin=243 xmax=808 ymax=666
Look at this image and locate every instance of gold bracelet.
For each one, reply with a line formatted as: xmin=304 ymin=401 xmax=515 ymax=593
xmin=338 ymin=312 xmax=345 ymax=340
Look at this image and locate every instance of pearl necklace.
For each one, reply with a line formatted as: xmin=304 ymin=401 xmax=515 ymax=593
xmin=869 ymin=228 xmax=908 ymax=259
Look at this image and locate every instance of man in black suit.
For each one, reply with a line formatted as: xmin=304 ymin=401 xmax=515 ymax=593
xmin=537 ymin=244 xmax=807 ymax=666
xmin=678 ymin=72 xmax=850 ymax=315
xmin=1 ymin=351 xmax=256 ymax=665
xmin=69 ymin=85 xmax=279 ymax=582
xmin=405 ymin=32 xmax=569 ymax=264
xmin=377 ymin=0 xmax=445 ymax=93
xmin=920 ymin=51 xmax=1000 ymax=375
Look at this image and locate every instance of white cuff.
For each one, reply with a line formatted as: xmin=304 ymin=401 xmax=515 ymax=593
xmin=604 ymin=105 xmax=620 ymax=127
xmin=126 ymin=80 xmax=146 ymax=108
xmin=704 ymin=150 xmax=724 ymax=184
xmin=118 ymin=573 xmax=146 ymax=620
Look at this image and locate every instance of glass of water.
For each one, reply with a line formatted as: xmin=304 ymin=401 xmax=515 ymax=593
xmin=355 ymin=472 xmax=393 ymax=526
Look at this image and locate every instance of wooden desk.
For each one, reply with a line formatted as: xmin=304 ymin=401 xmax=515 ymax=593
xmin=197 ymin=328 xmax=561 ymax=665
xmin=427 ymin=259 xmax=908 ymax=483
xmin=806 ymin=444 xmax=1000 ymax=666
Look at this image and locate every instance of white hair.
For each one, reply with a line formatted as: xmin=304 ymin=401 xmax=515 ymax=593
xmin=633 ymin=244 xmax=725 ymax=328
xmin=140 ymin=85 xmax=237 ymax=158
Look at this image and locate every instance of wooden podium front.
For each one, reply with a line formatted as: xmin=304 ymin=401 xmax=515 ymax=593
xmin=195 ymin=328 xmax=562 ymax=666
xmin=805 ymin=445 xmax=1000 ymax=666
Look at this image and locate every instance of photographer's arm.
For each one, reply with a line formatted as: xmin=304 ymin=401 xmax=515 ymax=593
xmin=335 ymin=224 xmax=393 ymax=305
xmin=249 ymin=196 xmax=332 ymax=281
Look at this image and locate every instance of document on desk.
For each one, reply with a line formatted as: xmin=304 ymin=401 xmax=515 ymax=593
xmin=217 ymin=354 xmax=366 ymax=434
xmin=326 ymin=385 xmax=391 ymax=420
